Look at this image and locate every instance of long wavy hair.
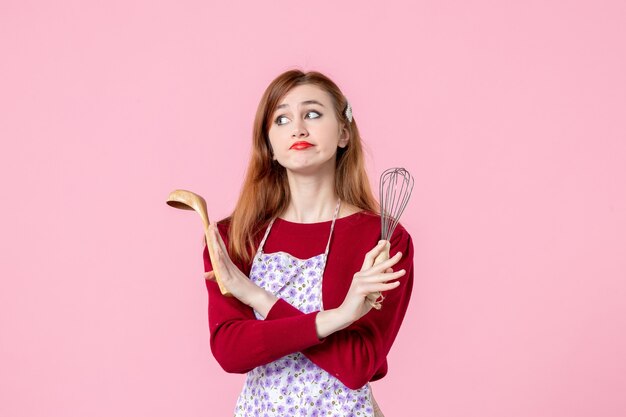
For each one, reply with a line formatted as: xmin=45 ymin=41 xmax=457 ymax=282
xmin=223 ymin=69 xmax=379 ymax=266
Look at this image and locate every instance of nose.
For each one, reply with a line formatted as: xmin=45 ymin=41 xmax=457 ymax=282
xmin=291 ymin=119 xmax=308 ymax=138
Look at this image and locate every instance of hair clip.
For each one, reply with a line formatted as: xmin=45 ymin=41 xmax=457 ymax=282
xmin=344 ymin=101 xmax=353 ymax=123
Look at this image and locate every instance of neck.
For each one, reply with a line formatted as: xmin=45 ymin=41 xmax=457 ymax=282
xmin=281 ymin=163 xmax=339 ymax=223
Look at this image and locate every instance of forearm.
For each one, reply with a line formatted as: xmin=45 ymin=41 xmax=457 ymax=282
xmin=210 ymin=311 xmax=324 ymax=373
xmin=245 ymin=286 xmax=279 ymax=318
xmin=207 ymin=282 xmax=324 ymax=373
xmin=314 ymin=307 xmax=354 ymax=339
xmin=271 ymin=300 xmax=401 ymax=389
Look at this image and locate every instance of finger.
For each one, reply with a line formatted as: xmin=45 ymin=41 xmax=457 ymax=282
xmin=357 ymin=269 xmax=407 ymax=283
xmin=208 ymin=226 xmax=225 ymax=271
xmin=211 ymin=224 xmax=230 ymax=262
xmin=360 ymin=280 xmax=401 ymax=295
xmin=206 ymin=224 xmax=217 ymax=254
xmin=207 ymin=225 xmax=217 ymax=256
xmin=361 ymin=240 xmax=388 ymax=271
xmin=208 ymin=225 xmax=223 ymax=260
xmin=213 ymin=240 xmax=225 ymax=267
xmin=204 ymin=271 xmax=216 ymax=281
xmin=211 ymin=234 xmax=239 ymax=278
xmin=360 ymin=253 xmax=404 ymax=277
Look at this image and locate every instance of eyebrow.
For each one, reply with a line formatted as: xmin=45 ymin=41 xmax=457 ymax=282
xmin=275 ymin=100 xmax=325 ymax=110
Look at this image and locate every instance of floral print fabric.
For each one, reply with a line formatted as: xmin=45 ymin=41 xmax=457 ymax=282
xmin=233 ymin=218 xmax=374 ymax=417
xmin=250 ymin=251 xmax=326 ymax=316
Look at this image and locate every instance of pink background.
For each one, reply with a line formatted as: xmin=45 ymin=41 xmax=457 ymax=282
xmin=1 ymin=1 xmax=625 ymax=416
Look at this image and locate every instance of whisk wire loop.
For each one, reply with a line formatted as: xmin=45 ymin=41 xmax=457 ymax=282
xmin=379 ymin=168 xmax=414 ymax=241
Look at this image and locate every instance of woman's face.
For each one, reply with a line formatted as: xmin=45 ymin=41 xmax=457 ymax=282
xmin=267 ymin=84 xmax=349 ymax=175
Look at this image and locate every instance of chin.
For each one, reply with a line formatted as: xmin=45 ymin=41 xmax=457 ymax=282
xmin=277 ymin=151 xmax=337 ymax=174
xmin=283 ymin=164 xmax=322 ymax=176
xmin=288 ymin=163 xmax=337 ymax=178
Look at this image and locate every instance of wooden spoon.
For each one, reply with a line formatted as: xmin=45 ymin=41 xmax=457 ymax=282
xmin=166 ymin=189 xmax=231 ymax=296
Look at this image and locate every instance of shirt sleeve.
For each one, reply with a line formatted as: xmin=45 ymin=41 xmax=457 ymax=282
xmin=264 ymin=224 xmax=415 ymax=390
xmin=202 ymin=222 xmax=326 ymax=374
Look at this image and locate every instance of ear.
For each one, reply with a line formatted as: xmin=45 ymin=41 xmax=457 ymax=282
xmin=338 ymin=124 xmax=350 ymax=148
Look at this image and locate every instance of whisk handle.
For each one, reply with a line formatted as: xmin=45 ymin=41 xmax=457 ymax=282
xmin=373 ymin=240 xmax=391 ymax=265
xmin=367 ymin=240 xmax=392 ymax=310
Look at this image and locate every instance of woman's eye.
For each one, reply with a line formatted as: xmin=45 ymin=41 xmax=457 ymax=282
xmin=276 ymin=115 xmax=289 ymax=125
xmin=275 ymin=111 xmax=321 ymax=126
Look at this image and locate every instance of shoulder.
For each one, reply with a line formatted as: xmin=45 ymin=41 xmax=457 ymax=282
xmin=216 ymin=216 xmax=232 ymax=232
xmin=360 ymin=211 xmax=412 ymax=244
xmin=389 ymin=221 xmax=413 ymax=256
xmin=336 ymin=210 xmax=413 ymax=245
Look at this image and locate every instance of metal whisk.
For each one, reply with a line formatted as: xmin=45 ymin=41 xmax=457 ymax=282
xmin=368 ymin=167 xmax=414 ymax=310
xmin=379 ymin=167 xmax=414 ymax=242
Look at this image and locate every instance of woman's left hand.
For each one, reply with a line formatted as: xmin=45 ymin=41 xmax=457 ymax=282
xmin=204 ymin=223 xmax=277 ymax=315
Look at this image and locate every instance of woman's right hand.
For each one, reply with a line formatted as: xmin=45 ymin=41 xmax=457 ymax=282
xmin=337 ymin=240 xmax=406 ymax=324
xmin=204 ymin=223 xmax=278 ymax=315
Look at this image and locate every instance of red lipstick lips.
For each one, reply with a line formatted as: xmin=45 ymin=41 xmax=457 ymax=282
xmin=290 ymin=141 xmax=314 ymax=150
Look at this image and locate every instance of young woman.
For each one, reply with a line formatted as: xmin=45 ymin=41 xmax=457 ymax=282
xmin=202 ymin=69 xmax=414 ymax=417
